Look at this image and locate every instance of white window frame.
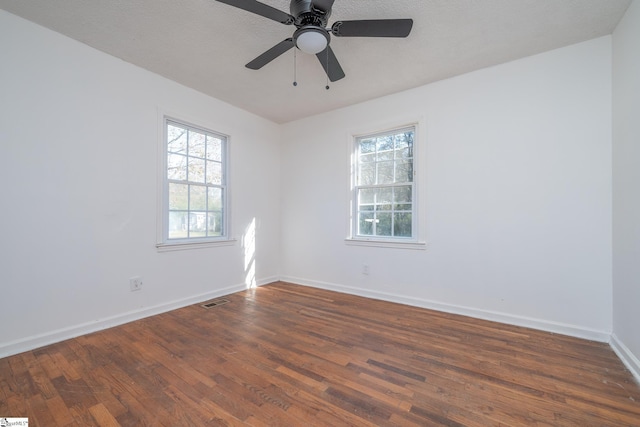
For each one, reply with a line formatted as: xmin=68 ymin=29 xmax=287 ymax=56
xmin=156 ymin=114 xmax=234 ymax=252
xmin=347 ymin=121 xmax=427 ymax=250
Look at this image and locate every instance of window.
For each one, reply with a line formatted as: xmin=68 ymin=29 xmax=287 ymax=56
xmin=162 ymin=118 xmax=228 ymax=244
xmin=352 ymin=126 xmax=416 ymax=241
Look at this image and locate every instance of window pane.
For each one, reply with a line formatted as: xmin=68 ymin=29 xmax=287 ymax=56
xmin=167 ymin=154 xmax=187 ymax=180
xmin=190 ymin=185 xmax=206 ymax=211
xmin=376 ymin=213 xmax=392 ymax=236
xmin=359 ymin=139 xmax=375 ymax=154
xmin=358 ymin=212 xmax=374 ymax=235
xmin=189 ymin=212 xmax=207 ymax=237
xmin=208 ymin=211 xmax=222 ymax=236
xmin=207 ymin=137 xmax=222 ymax=161
xmin=188 ymin=157 xmax=206 ymax=183
xmin=206 ymin=161 xmax=222 ymax=185
xmin=359 ymin=188 xmax=375 ymax=204
xmin=377 ymin=135 xmax=394 ymax=152
xmin=395 ymin=159 xmax=413 ymax=183
xmin=189 ymin=131 xmax=206 ymax=159
xmin=169 ymin=183 xmax=188 ymax=210
xmin=358 ymin=189 xmax=375 ymax=212
xmin=358 ymin=163 xmax=375 ymax=185
xmin=359 ymin=152 xmax=376 ymax=163
xmin=377 ymin=161 xmax=394 ymax=184
xmin=208 ymin=187 xmax=222 ymax=210
xmin=394 ymin=213 xmax=412 ymax=237
xmin=167 ymin=125 xmax=187 ymax=154
xmin=394 ymin=134 xmax=409 ymax=150
xmin=394 ymin=185 xmax=412 ymax=203
xmin=377 ymin=150 xmax=394 ymax=161
xmin=168 ymin=211 xmax=188 ymax=239
xmin=376 ymin=187 xmax=392 ymax=211
xmin=396 ymin=145 xmax=413 ymax=159
xmin=394 ymin=186 xmax=412 ymax=211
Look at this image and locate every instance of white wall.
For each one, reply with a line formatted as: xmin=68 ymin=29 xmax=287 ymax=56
xmin=281 ymin=36 xmax=613 ymax=340
xmin=612 ymin=0 xmax=640 ymax=380
xmin=0 ymin=10 xmax=281 ymax=357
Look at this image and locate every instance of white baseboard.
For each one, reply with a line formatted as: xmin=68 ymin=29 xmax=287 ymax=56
xmin=0 ymin=278 xmax=275 ymax=359
xmin=610 ymin=333 xmax=640 ymax=385
xmin=280 ymin=275 xmax=611 ymax=343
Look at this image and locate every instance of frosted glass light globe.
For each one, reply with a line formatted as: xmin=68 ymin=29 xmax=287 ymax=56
xmin=296 ymin=30 xmax=328 ymax=54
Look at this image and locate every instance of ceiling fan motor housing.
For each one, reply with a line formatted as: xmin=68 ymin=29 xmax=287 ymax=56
xmin=290 ymin=0 xmax=331 ymax=27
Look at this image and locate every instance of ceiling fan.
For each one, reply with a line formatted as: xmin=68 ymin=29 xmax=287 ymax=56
xmin=215 ymin=0 xmax=413 ymax=82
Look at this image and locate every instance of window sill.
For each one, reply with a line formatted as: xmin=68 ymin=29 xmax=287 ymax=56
xmin=344 ymin=238 xmax=427 ymax=250
xmin=156 ymin=238 xmax=237 ymax=252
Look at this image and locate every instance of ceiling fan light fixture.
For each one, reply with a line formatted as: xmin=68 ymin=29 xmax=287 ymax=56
xmin=294 ymin=27 xmax=329 ymax=54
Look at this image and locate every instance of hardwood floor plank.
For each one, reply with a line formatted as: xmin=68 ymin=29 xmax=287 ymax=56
xmin=100 ymin=363 xmax=174 ymax=426
xmin=22 ymin=352 xmax=57 ymax=401
xmin=49 ymin=349 xmax=82 ymax=383
xmin=1 ymin=281 xmax=639 ymax=426
xmin=366 ymin=358 xmax=427 ymax=382
xmin=88 ymin=402 xmax=122 ymax=427
xmin=44 ymin=394 xmax=76 ymax=426
xmin=25 ymin=393 xmax=57 ymax=427
xmin=78 ymin=365 xmax=129 ymax=420
xmin=275 ymin=365 xmax=328 ymax=391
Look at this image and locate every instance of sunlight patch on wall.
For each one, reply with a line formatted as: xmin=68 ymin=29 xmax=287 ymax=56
xmin=244 ymin=218 xmax=256 ymax=289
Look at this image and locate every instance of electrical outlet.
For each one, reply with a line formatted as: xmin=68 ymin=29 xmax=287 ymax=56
xmin=362 ymin=264 xmax=370 ymax=275
xmin=129 ymin=276 xmax=143 ymax=292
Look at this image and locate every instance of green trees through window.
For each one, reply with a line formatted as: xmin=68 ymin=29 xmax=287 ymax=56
xmin=354 ymin=127 xmax=415 ymax=239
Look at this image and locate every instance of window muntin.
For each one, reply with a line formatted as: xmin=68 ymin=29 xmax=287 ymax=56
xmin=165 ymin=119 xmax=227 ymax=241
xmin=354 ymin=126 xmax=415 ymax=239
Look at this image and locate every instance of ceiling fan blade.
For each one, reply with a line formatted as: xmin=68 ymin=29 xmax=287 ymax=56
xmin=331 ymin=19 xmax=413 ymax=38
xmin=310 ymin=0 xmax=335 ymax=14
xmin=316 ymin=46 xmax=345 ymax=82
xmin=215 ymin=0 xmax=294 ymax=25
xmin=246 ymin=38 xmax=295 ymax=69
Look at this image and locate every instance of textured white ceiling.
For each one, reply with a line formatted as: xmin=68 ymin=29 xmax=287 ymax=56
xmin=0 ymin=0 xmax=631 ymax=123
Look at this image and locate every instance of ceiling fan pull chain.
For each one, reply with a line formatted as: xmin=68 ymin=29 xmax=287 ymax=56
xmin=325 ymin=47 xmax=330 ymax=90
xmin=293 ymin=47 xmax=298 ymax=87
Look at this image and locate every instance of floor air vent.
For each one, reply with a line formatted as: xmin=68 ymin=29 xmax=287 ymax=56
xmin=201 ymin=298 xmax=229 ymax=309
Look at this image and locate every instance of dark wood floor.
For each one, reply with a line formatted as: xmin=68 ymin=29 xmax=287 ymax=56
xmin=1 ymin=282 xmax=639 ymax=426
